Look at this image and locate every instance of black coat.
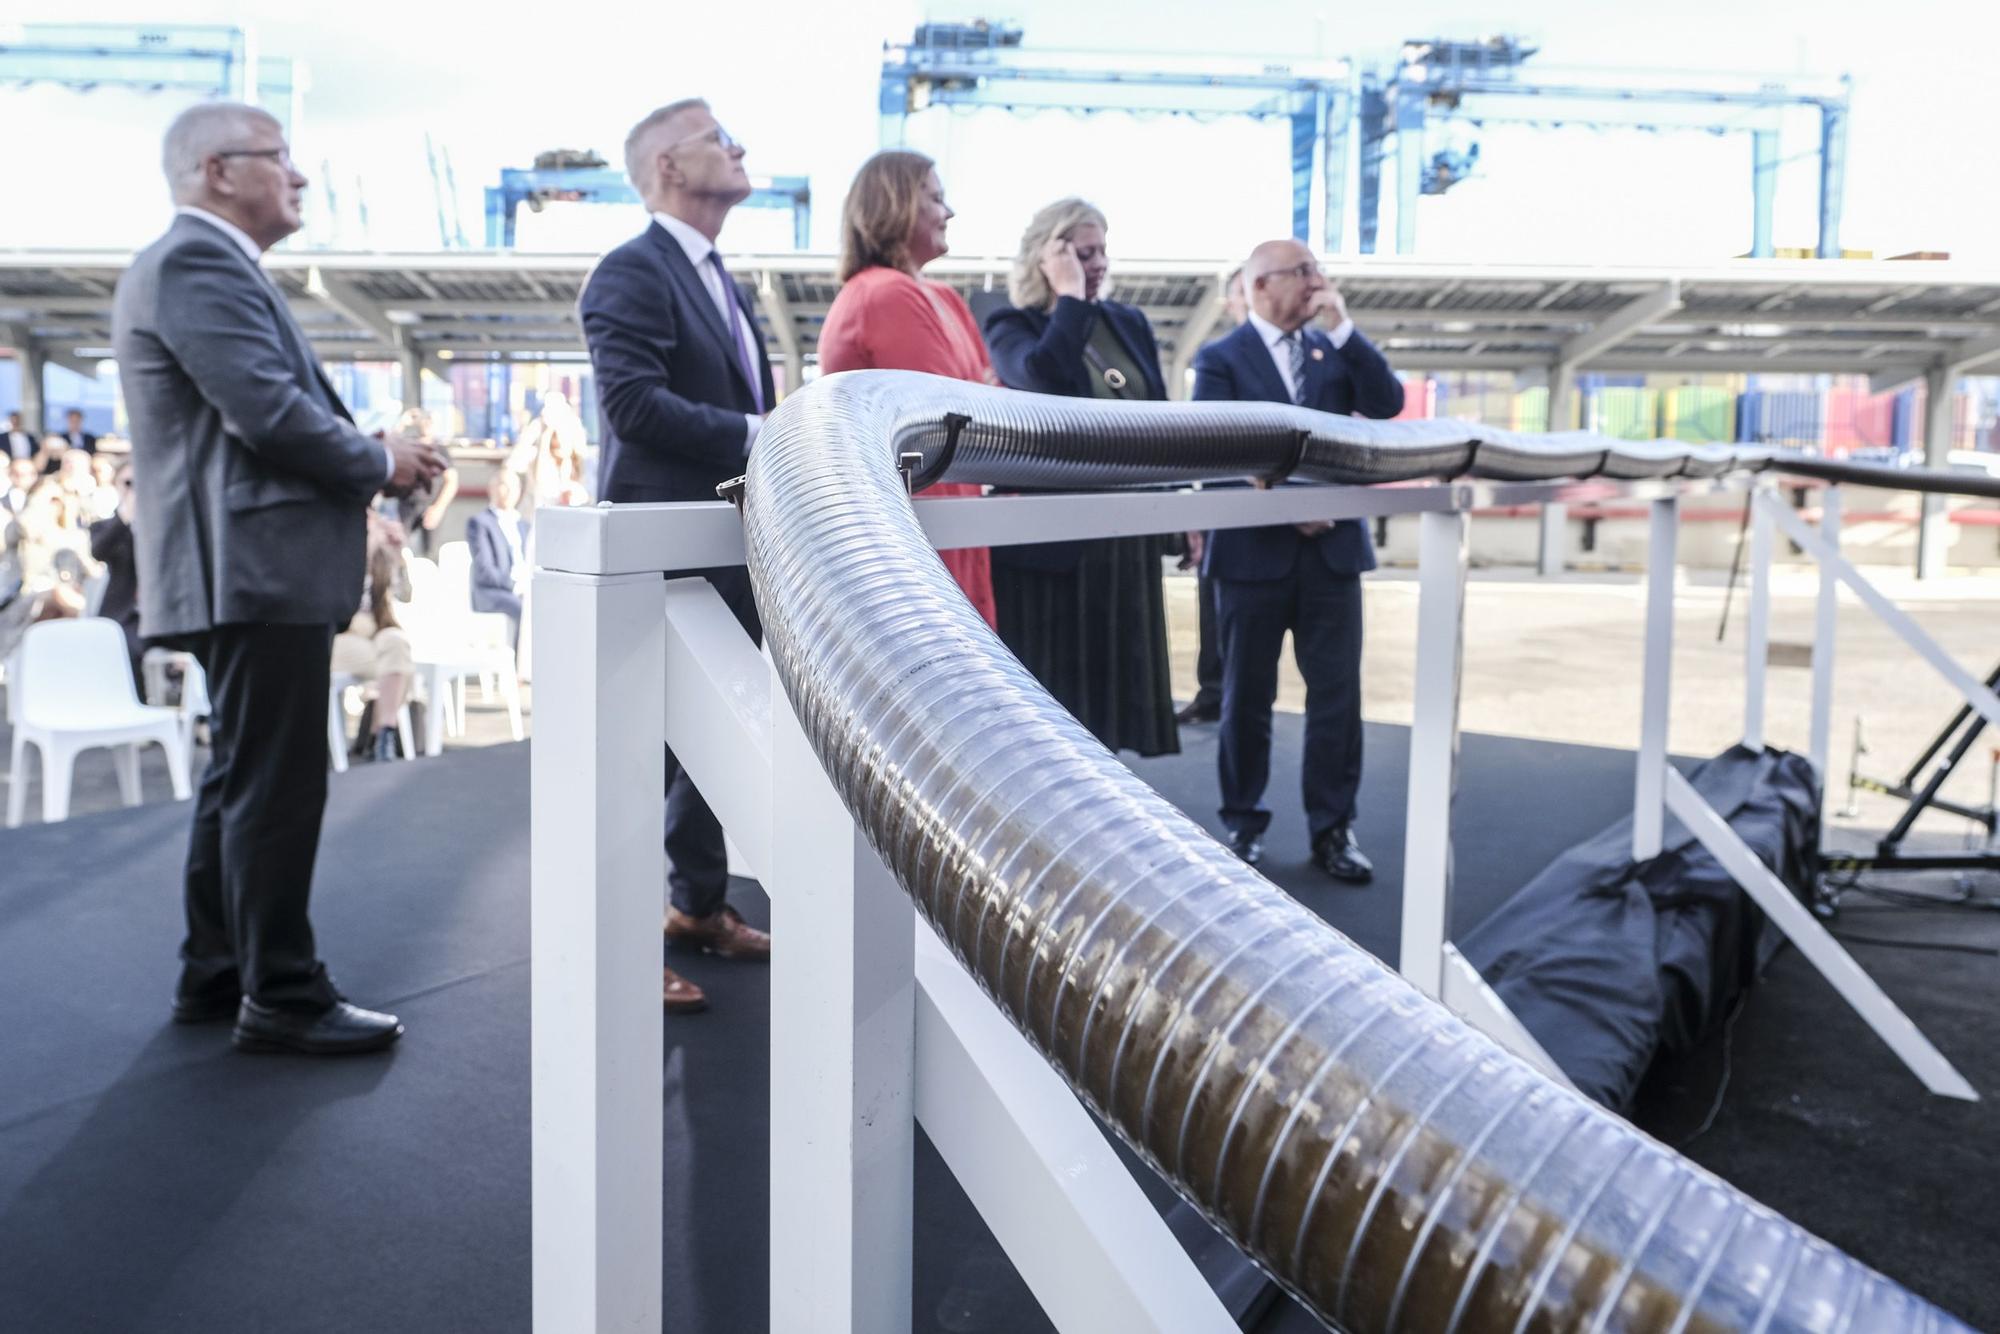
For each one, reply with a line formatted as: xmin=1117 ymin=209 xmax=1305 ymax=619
xmin=981 ymin=296 xmax=1167 ymax=572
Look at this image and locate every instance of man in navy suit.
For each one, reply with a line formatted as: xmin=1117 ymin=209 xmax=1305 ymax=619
xmin=62 ymin=409 xmax=98 ymax=455
xmin=579 ymin=97 xmax=775 ymax=1013
xmin=1194 ymin=239 xmax=1404 ymax=882
xmin=465 ymin=465 xmax=530 ymax=648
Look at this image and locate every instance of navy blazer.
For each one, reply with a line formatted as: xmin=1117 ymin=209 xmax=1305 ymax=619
xmin=579 ymin=221 xmax=776 ymax=504
xmin=982 ymin=296 xmax=1167 ymax=572
xmin=984 ymin=296 xmax=1168 ymax=401
xmin=465 ymin=506 xmax=529 ymax=614
xmin=1193 ymin=321 xmax=1404 ymax=581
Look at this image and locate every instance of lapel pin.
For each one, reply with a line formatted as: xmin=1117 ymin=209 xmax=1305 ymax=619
xmin=1310 ymin=347 xmax=1325 ymax=361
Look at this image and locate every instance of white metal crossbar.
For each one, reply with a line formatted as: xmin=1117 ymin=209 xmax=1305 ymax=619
xmin=1641 ymin=493 xmax=1979 ymax=1103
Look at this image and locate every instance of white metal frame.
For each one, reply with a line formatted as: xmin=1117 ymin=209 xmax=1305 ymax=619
xmin=1650 ymin=485 xmax=1979 ymax=1102
xmin=530 ymin=470 xmax=1973 ymax=1334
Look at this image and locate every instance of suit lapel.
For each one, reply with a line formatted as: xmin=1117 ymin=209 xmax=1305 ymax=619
xmin=1231 ymin=324 xmax=1294 ymax=405
xmin=176 ymin=218 xmax=353 ymax=423
xmin=647 ymin=223 xmax=755 ymax=400
xmin=1099 ymin=305 xmax=1163 ymax=399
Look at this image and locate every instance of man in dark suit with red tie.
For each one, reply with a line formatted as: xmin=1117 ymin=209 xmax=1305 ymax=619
xmin=579 ymin=98 xmax=774 ymax=1014
xmin=1195 ymin=239 xmax=1404 ymax=883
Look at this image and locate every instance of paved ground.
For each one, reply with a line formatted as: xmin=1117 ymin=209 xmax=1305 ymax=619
xmin=5 ymin=561 xmax=1998 ymax=862
xmin=1161 ymin=561 xmax=2000 ymax=858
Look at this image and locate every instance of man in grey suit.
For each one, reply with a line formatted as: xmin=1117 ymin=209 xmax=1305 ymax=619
xmin=114 ymin=102 xmax=444 ymax=1054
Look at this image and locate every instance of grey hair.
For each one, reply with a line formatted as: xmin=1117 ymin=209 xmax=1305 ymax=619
xmin=1006 ymin=197 xmax=1108 ymax=311
xmin=161 ymin=101 xmax=278 ymax=203
xmin=623 ymin=98 xmax=709 ymax=203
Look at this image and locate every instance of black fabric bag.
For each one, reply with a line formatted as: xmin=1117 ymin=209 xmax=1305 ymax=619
xmin=1460 ymin=745 xmax=1820 ymax=1109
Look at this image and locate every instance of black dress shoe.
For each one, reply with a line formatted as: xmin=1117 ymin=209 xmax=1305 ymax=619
xmin=171 ymin=991 xmax=241 ymax=1024
xmin=1227 ymin=829 xmax=1264 ymax=866
xmin=1175 ymin=697 xmax=1221 ymax=725
xmin=1313 ymin=826 xmax=1374 ymax=884
xmin=233 ymin=998 xmax=405 ymax=1055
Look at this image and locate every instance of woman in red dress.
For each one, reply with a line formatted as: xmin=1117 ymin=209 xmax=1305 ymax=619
xmin=815 ymin=150 xmax=998 ymax=628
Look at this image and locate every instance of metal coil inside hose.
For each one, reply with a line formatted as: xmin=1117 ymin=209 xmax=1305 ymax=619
xmin=740 ymin=370 xmax=1970 ymax=1334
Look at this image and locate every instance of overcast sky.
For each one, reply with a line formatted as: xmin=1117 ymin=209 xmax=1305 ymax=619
xmin=6 ymin=0 xmax=1997 ymax=266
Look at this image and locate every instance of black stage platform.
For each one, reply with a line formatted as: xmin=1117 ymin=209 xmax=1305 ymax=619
xmin=1 ymin=723 xmax=1993 ymax=1333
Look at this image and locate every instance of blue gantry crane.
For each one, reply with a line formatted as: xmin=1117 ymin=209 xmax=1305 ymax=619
xmin=878 ymin=24 xmax=1851 ymax=259
xmin=483 ymin=149 xmax=813 ymax=249
xmin=0 ymin=22 xmax=304 ymax=132
xmin=879 ymin=21 xmax=1356 ymax=253
xmin=1359 ymin=37 xmax=1851 ymax=257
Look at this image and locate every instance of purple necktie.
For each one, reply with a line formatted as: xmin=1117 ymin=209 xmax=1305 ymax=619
xmin=708 ymin=251 xmax=764 ymax=414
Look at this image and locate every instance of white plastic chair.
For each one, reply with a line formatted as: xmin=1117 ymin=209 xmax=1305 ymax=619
xmin=6 ymin=617 xmax=192 ymax=826
xmin=141 ymin=647 xmax=212 ymax=753
xmin=400 ymin=552 xmax=523 ymax=753
xmin=328 ymin=671 xmax=416 ymax=772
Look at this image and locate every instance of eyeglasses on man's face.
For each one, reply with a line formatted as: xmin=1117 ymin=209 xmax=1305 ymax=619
xmin=216 ymin=146 xmax=298 ymax=171
xmin=668 ymin=124 xmax=740 ymax=154
xmin=1263 ymin=260 xmax=1322 ymax=284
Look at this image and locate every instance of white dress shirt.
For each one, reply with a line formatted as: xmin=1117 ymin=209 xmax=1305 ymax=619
xmin=175 ymin=207 xmax=395 ymax=484
xmin=651 ymin=210 xmax=763 ymax=448
xmin=1245 ymin=308 xmax=1355 ymax=404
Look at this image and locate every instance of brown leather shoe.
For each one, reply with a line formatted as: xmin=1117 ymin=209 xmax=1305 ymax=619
xmin=665 ymin=904 xmax=771 ymax=961
xmin=663 ymin=966 xmax=708 ymax=1014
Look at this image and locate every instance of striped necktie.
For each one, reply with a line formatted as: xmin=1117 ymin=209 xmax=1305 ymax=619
xmin=1284 ymin=332 xmax=1307 ymax=405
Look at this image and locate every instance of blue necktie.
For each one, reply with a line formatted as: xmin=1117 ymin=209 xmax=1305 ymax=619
xmin=708 ymin=251 xmax=764 ymax=414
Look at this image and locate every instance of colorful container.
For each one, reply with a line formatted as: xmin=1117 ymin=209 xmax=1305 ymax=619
xmin=1664 ymin=387 xmax=1734 ymax=443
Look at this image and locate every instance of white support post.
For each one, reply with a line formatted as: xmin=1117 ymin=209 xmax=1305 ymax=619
xmin=1401 ymin=507 xmax=1469 ymax=998
xmin=530 ymin=570 xmax=667 ymax=1334
xmin=1743 ymin=486 xmax=1774 ymax=752
xmin=768 ymin=658 xmax=916 ymax=1334
xmin=1665 ymin=769 xmax=1976 ymax=1101
xmin=1809 ymin=487 xmax=1842 ymax=784
xmin=1536 ymin=503 xmax=1567 ymax=577
xmin=1634 ymin=497 xmax=1679 ymax=861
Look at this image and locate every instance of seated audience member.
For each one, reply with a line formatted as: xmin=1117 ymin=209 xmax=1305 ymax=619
xmin=331 ymin=511 xmax=416 ymax=762
xmin=87 ymin=463 xmax=143 ymax=684
xmin=36 ymin=435 xmax=69 ymax=477
xmin=56 ymin=447 xmax=99 ymax=518
xmin=3 ymin=457 xmax=34 ymax=518
xmin=466 ymin=466 xmax=530 ymax=648
xmin=88 ymin=454 xmax=121 ymax=520
xmin=507 ymin=392 xmax=590 ymax=512
xmin=62 ymin=409 xmax=97 ymax=455
xmin=393 ymin=409 xmax=459 ymax=556
xmin=4 ymin=411 xmax=35 ymax=461
xmin=13 ymin=481 xmax=92 ymax=620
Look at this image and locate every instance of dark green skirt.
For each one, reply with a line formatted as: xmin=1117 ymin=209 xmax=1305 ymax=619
xmin=993 ymin=535 xmax=1181 ymax=757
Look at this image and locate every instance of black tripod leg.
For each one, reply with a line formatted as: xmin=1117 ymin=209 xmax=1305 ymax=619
xmin=1882 ymin=700 xmax=1994 ymax=853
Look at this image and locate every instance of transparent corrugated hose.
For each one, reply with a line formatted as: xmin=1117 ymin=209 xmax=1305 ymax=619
xmin=740 ymin=371 xmax=1970 ymax=1334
